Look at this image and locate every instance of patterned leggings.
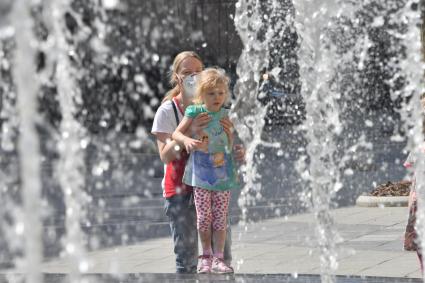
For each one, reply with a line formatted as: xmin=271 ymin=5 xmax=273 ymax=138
xmin=193 ymin=187 xmax=231 ymax=232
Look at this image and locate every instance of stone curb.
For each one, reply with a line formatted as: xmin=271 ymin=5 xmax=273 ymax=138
xmin=355 ymin=195 xmax=409 ymax=207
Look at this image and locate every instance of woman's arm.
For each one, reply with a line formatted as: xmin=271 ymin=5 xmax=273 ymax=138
xmin=221 ymin=117 xmax=234 ymax=149
xmin=220 ymin=117 xmax=245 ymax=162
xmin=155 ymin=132 xmax=183 ymax=164
xmin=154 ymin=114 xmax=211 ymax=164
xmin=172 ymin=116 xmax=202 ymax=152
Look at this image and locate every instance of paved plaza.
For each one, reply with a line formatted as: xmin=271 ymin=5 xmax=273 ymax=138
xmin=39 ymin=206 xmax=422 ymax=279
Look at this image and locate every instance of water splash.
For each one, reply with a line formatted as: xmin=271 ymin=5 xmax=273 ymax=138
xmin=0 ymin=2 xmax=22 ymax=271
xmin=391 ymin=1 xmax=425 ymax=282
xmin=45 ymin=1 xmax=91 ymax=280
xmin=10 ymin=1 xmax=43 ymax=282
xmin=233 ymin=0 xmax=281 ymax=224
xmin=292 ymin=0 xmax=351 ymax=281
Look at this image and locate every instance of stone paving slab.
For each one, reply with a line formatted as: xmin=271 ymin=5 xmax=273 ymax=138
xmin=26 ymin=206 xmax=421 ymax=279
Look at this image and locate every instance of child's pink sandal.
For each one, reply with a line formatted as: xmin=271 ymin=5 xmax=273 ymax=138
xmin=211 ymin=257 xmax=234 ymax=274
xmin=198 ymin=255 xmax=212 ymax=274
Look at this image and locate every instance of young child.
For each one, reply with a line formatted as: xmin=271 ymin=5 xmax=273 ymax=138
xmin=172 ymin=68 xmax=239 ymax=274
xmin=404 ymin=149 xmax=423 ymax=272
xmin=403 ymin=97 xmax=425 ymax=272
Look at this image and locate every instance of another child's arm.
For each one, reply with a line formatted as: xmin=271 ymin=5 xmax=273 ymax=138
xmin=172 ymin=116 xmax=202 ymax=152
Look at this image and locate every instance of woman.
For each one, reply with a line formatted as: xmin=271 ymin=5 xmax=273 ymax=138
xmin=151 ymin=51 xmax=244 ymax=273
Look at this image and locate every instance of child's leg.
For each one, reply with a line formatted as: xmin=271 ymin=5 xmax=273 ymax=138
xmin=211 ymin=191 xmax=231 ymax=257
xmin=194 ymin=187 xmax=213 ymax=255
xmin=210 ymin=191 xmax=233 ymax=273
xmin=211 ymin=208 xmax=232 ymax=264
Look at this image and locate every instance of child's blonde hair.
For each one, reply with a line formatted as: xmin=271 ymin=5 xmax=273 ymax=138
xmin=193 ymin=67 xmax=230 ymax=105
xmin=162 ymin=51 xmax=203 ymax=103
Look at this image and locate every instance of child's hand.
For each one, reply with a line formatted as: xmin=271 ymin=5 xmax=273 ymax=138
xmin=184 ymin=137 xmax=202 ymax=153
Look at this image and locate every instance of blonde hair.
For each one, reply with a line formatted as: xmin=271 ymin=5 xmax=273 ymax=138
xmin=193 ymin=67 xmax=230 ymax=105
xmin=162 ymin=51 xmax=203 ymax=103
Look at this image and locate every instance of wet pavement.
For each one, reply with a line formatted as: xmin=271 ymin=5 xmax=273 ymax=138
xmin=35 ymin=206 xmax=422 ymax=280
xmin=0 ymin=273 xmax=422 ymax=283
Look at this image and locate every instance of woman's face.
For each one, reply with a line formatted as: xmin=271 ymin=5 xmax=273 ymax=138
xmin=177 ymin=57 xmax=203 ymax=80
xmin=177 ymin=57 xmax=203 ymax=101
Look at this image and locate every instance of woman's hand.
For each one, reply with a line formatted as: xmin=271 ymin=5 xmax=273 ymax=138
xmin=233 ymin=144 xmax=245 ymax=163
xmin=220 ymin=117 xmax=234 ymax=146
xmin=184 ymin=137 xmax=202 ymax=153
xmin=190 ymin=112 xmax=211 ymax=136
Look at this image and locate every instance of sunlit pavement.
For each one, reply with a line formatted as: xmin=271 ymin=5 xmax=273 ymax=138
xmin=38 ymin=206 xmax=421 ymax=279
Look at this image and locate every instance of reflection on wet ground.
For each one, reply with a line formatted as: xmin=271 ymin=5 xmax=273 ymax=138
xmin=1 ymin=273 xmax=421 ymax=283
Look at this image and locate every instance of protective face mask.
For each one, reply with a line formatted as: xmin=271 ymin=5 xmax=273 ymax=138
xmin=182 ymin=74 xmax=197 ymax=99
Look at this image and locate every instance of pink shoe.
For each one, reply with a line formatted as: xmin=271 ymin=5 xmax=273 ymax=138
xmin=198 ymin=255 xmax=212 ymax=274
xmin=211 ymin=257 xmax=234 ymax=274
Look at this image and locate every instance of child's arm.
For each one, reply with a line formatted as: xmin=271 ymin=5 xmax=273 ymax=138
xmin=172 ymin=116 xmax=202 ymax=152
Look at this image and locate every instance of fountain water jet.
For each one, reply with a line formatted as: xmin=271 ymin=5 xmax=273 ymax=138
xmin=11 ymin=1 xmax=43 ymax=282
xmin=46 ymin=0 xmax=91 ymax=280
xmin=233 ymin=0 xmax=282 ymax=225
xmin=292 ymin=0 xmax=360 ymax=281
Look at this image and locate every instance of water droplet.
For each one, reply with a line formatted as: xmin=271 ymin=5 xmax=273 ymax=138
xmin=102 ymin=0 xmax=119 ymax=9
xmin=79 ymin=260 xmax=89 ymax=272
xmin=66 ymin=243 xmax=75 ymax=254
xmin=15 ymin=222 xmax=24 ymax=235
xmin=80 ymin=139 xmax=89 ymax=149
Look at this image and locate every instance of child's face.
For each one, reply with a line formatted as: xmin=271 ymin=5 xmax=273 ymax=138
xmin=202 ymin=84 xmax=227 ymax=112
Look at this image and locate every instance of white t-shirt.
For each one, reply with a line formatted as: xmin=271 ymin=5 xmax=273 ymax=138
xmin=151 ymin=99 xmax=184 ymax=192
xmin=151 ymin=99 xmax=183 ymax=135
